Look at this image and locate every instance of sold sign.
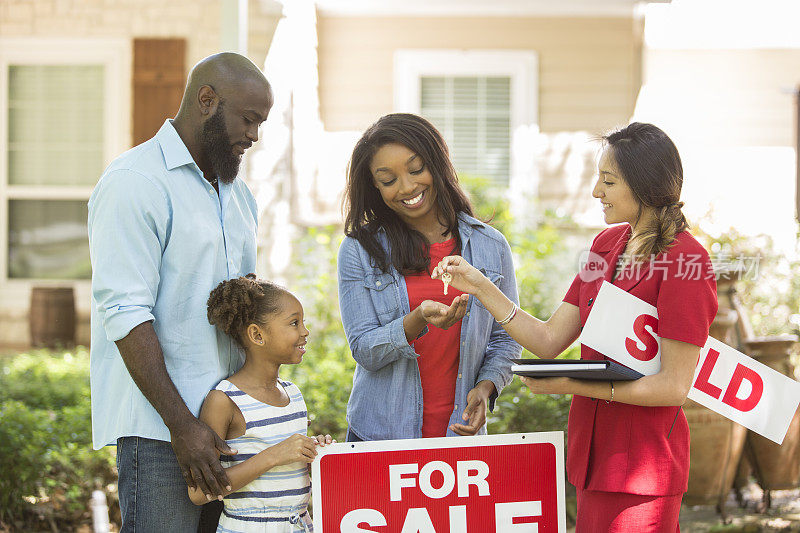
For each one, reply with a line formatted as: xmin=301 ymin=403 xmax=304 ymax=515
xmin=311 ymin=433 xmax=566 ymax=532
xmin=581 ymin=281 xmax=800 ymax=444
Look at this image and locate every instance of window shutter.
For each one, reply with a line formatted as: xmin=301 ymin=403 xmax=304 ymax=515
xmin=133 ymin=38 xmax=186 ymax=146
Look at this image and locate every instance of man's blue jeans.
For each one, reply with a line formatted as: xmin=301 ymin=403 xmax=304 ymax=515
xmin=116 ymin=436 xmax=202 ymax=532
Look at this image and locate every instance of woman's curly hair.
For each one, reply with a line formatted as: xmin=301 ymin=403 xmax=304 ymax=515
xmin=207 ymin=273 xmax=288 ymax=347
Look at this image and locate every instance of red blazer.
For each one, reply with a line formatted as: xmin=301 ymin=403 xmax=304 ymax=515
xmin=563 ymin=224 xmax=718 ymax=495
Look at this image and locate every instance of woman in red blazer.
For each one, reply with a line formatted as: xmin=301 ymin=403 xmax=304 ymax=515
xmin=433 ymin=122 xmax=718 ymax=532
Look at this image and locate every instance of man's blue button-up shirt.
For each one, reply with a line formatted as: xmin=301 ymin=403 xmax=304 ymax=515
xmin=88 ymin=120 xmax=258 ymax=449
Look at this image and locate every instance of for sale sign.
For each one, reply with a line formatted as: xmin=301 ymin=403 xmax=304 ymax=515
xmin=311 ymin=432 xmax=566 ymax=532
xmin=581 ymin=281 xmax=800 ymax=444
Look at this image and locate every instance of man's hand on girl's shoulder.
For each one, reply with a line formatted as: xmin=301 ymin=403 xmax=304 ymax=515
xmin=171 ymin=415 xmax=236 ymax=501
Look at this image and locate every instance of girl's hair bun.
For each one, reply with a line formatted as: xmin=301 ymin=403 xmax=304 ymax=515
xmin=207 ymin=273 xmax=287 ymax=347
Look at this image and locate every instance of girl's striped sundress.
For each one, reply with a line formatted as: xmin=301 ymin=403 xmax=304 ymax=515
xmin=215 ymin=379 xmax=313 ymax=533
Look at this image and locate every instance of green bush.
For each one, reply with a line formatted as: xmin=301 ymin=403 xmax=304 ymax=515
xmin=695 ymin=224 xmax=800 ymax=340
xmin=0 ymin=351 xmax=90 ymax=409
xmin=284 ymin=226 xmax=354 ymax=440
xmin=461 ymin=175 xmax=578 ymax=435
xmin=0 ymin=348 xmax=116 ymax=530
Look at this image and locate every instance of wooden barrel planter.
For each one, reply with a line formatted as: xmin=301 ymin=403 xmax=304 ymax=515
xmin=29 ymin=287 xmax=76 ymax=348
xmin=741 ymin=337 xmax=800 ymax=493
xmin=685 ymin=306 xmax=747 ymax=510
xmin=684 ymin=399 xmax=748 ymax=506
xmin=732 ymin=450 xmax=752 ymax=507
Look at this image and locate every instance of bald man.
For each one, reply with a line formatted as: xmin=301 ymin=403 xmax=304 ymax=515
xmin=88 ymin=53 xmax=272 ymax=532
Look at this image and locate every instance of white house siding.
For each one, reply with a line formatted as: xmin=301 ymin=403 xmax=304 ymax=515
xmin=636 ymin=47 xmax=800 ymax=254
xmin=317 ymin=15 xmax=640 ymax=134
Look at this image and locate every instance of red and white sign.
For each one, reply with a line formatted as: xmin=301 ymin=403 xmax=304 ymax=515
xmin=581 ymin=281 xmax=800 ymax=444
xmin=311 ymin=432 xmax=566 ymax=532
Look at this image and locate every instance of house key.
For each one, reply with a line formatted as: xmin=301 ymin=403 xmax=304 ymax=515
xmin=441 ymin=272 xmax=452 ymax=295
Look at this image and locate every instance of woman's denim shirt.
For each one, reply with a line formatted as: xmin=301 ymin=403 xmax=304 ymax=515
xmin=337 ymin=213 xmax=522 ymax=440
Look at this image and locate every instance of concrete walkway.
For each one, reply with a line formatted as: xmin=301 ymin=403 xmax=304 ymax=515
xmin=561 ymin=483 xmax=800 ymax=533
xmin=679 ymin=483 xmax=800 ymax=532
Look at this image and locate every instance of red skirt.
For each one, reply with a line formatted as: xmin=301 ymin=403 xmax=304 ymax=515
xmin=576 ymin=488 xmax=682 ymax=533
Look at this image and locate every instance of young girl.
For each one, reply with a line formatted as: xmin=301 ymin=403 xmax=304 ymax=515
xmin=188 ymin=274 xmax=332 ymax=532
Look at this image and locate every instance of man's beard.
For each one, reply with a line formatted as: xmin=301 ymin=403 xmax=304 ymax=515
xmin=199 ymin=105 xmax=241 ymax=184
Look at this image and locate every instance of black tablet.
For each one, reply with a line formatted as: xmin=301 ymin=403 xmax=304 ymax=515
xmin=511 ymin=358 xmax=643 ymax=381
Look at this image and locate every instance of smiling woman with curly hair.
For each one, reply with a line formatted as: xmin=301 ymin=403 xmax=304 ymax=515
xmin=338 ymin=113 xmax=522 ymax=442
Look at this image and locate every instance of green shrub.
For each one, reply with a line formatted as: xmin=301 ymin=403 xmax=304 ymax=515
xmin=695 ymin=224 xmax=800 ymax=341
xmin=462 ymin=174 xmax=578 ymax=435
xmin=487 ymin=347 xmax=579 ymax=436
xmin=0 ymin=348 xmax=116 ymax=530
xmin=0 ymin=350 xmax=89 ymax=409
xmin=284 ymin=226 xmax=354 ymax=440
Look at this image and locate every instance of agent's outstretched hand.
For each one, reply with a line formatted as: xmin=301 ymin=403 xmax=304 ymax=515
xmin=431 ymin=255 xmax=490 ymax=296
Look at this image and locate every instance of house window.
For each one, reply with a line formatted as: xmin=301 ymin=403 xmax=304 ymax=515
xmin=1 ymin=39 xmax=130 ymax=281
xmin=6 ymin=65 xmax=102 ymax=279
xmin=395 ymin=50 xmax=537 ymax=185
xmin=421 ymin=76 xmax=511 ymax=183
xmin=8 ymin=199 xmax=90 ymax=279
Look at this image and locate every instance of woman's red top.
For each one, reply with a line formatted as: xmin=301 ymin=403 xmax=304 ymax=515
xmin=405 ymin=238 xmax=465 ymax=437
xmin=563 ymin=224 xmax=718 ymax=495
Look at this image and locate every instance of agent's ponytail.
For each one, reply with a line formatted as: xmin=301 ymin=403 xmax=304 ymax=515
xmin=603 ymin=123 xmax=688 ymax=261
xmin=627 ymin=202 xmax=689 ymax=260
xmin=207 ymin=274 xmax=286 ymax=347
